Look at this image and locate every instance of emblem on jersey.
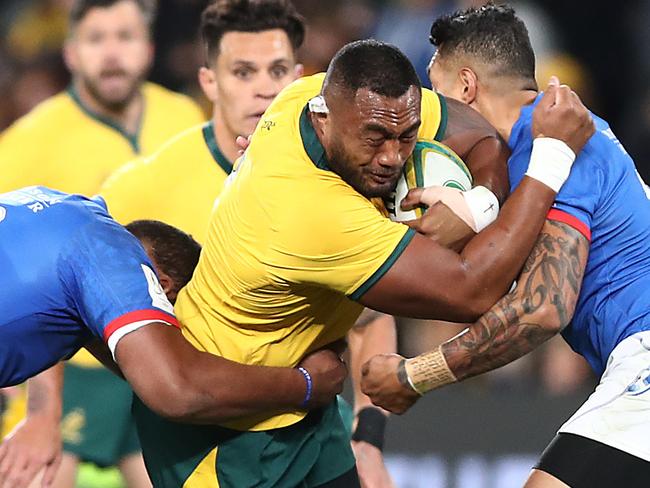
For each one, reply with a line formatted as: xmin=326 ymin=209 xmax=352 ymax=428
xmin=141 ymin=264 xmax=174 ymax=314
xmin=0 ymin=206 xmax=5 ymax=223
xmin=626 ymin=368 xmax=650 ymax=396
xmin=261 ymin=120 xmax=276 ymax=132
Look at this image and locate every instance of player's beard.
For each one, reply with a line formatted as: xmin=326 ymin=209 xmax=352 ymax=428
xmin=81 ymin=69 xmax=143 ymax=113
xmin=327 ymin=138 xmax=400 ymax=199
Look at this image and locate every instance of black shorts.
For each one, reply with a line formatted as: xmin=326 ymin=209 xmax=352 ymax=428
xmin=535 ymin=433 xmax=650 ymax=488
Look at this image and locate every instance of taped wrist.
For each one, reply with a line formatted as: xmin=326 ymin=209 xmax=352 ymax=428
xmin=462 ymin=186 xmax=499 ymax=232
xmin=351 ymin=407 xmax=387 ymax=451
xmin=525 ymin=137 xmax=576 ymax=193
xmin=404 ymin=346 xmax=457 ymax=395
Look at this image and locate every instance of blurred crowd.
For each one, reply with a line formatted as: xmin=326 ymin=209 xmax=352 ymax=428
xmin=1 ymin=0 xmax=648 ymax=397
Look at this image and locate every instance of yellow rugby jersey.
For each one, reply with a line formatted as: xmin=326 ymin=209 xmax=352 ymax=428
xmin=175 ymin=73 xmax=446 ymax=431
xmin=101 ymin=121 xmax=232 ymax=244
xmin=0 ymin=82 xmax=204 ymax=195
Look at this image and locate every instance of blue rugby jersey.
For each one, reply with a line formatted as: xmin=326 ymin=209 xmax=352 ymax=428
xmin=508 ymin=95 xmax=650 ymax=375
xmin=0 ymin=187 xmax=178 ymax=386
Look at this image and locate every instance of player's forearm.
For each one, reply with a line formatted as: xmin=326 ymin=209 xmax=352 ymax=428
xmin=402 ymin=220 xmax=589 ymax=393
xmin=349 ymin=311 xmax=396 ymax=412
xmin=168 ymin=354 xmax=307 ymax=424
xmin=25 ymin=363 xmax=63 ymax=421
xmin=455 ymin=176 xmax=557 ymax=316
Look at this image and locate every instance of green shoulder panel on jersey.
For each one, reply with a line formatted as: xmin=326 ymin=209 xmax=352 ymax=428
xmin=349 ymin=227 xmax=416 ymax=301
xmin=67 ymin=86 xmax=142 ymax=153
xmin=299 ymin=105 xmax=330 ymax=171
xmin=202 ymin=121 xmax=234 ymax=175
xmin=433 ymin=93 xmax=448 ymax=142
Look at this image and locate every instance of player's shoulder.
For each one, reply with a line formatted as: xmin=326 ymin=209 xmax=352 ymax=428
xmin=1 ymin=91 xmax=77 ymax=137
xmin=142 ymin=82 xmax=204 ymax=121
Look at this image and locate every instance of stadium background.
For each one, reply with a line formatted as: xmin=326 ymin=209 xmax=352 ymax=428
xmin=0 ymin=0 xmax=647 ymax=487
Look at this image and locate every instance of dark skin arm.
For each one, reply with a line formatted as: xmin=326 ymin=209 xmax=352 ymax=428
xmin=402 ymin=97 xmax=511 ymax=252
xmin=361 ymin=220 xmax=589 ymax=414
xmin=115 ymin=323 xmax=347 ymax=424
xmin=441 ymin=96 xmax=511 ymax=205
xmin=361 ymin=84 xmax=594 ymax=322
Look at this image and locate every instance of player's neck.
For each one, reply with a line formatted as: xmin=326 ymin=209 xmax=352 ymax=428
xmin=479 ymin=90 xmax=538 ymax=143
xmin=73 ymin=80 xmax=143 ymax=136
xmin=211 ymin=113 xmax=238 ymax=164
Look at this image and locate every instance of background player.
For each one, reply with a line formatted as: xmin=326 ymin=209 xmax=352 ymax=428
xmin=0 ymin=0 xmax=204 ymax=485
xmin=361 ymin=5 xmax=650 ymax=487
xmin=130 ymin=40 xmax=593 ymax=487
xmin=0 ymin=187 xmax=347 ymax=488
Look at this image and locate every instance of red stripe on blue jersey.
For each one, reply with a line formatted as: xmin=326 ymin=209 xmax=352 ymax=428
xmin=103 ymin=309 xmax=180 ymax=342
xmin=547 ymin=208 xmax=592 ymax=241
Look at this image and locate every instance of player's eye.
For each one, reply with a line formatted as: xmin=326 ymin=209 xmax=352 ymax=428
xmin=270 ymin=66 xmax=289 ymax=79
xmin=366 ymin=138 xmax=384 ymax=147
xmin=234 ymin=68 xmax=253 ymax=80
xmin=118 ymin=30 xmax=135 ymax=42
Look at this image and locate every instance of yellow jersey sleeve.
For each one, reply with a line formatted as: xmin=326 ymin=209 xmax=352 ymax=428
xmin=267 ymin=186 xmax=415 ymax=298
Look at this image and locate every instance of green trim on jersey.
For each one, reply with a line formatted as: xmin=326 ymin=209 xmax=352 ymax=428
xmin=66 ymin=86 xmax=142 ymax=153
xmin=434 ymin=93 xmax=448 ymax=142
xmin=299 ymin=105 xmax=331 ymax=171
xmin=202 ymin=121 xmax=234 ymax=175
xmin=349 ymin=227 xmax=416 ymax=301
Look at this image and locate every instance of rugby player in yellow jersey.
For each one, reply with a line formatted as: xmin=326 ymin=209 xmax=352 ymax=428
xmin=101 ymin=2 xmax=397 ymax=485
xmin=128 ymin=41 xmax=594 ymax=486
xmin=0 ymin=1 xmax=202 ymax=486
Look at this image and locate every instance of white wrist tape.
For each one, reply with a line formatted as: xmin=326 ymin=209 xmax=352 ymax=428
xmin=525 ymin=137 xmax=576 ymax=193
xmin=462 ymin=186 xmax=500 ymax=233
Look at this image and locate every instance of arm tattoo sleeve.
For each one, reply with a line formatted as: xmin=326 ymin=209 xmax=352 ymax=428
xmin=441 ymin=219 xmax=589 ymax=382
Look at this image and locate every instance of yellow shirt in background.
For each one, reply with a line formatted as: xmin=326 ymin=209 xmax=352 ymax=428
xmin=175 ymin=73 xmax=445 ymax=431
xmin=100 ymin=121 xmax=232 ymax=244
xmin=0 ymin=82 xmax=203 ymax=196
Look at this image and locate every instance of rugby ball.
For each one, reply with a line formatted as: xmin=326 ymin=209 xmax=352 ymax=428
xmin=384 ymin=139 xmax=473 ymax=222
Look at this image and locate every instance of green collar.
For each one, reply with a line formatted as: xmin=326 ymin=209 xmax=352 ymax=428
xmin=433 ymin=93 xmax=448 ymax=141
xmin=201 ymin=121 xmax=234 ymax=175
xmin=67 ymin=85 xmax=142 ymax=153
xmin=299 ymin=105 xmax=331 ymax=171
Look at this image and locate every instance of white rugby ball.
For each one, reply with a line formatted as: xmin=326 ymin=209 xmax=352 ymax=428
xmin=384 ymin=139 xmax=473 ymax=222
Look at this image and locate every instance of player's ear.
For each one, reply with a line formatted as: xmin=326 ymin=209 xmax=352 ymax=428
xmin=157 ymin=273 xmax=176 ymax=304
xmin=62 ymin=40 xmax=78 ymax=72
xmin=458 ymin=67 xmax=478 ymax=105
xmin=309 ymin=111 xmax=329 ymax=139
xmin=293 ymin=63 xmax=304 ymax=80
xmin=198 ymin=66 xmax=219 ymax=103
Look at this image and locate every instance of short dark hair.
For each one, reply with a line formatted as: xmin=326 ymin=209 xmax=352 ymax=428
xmin=126 ymin=220 xmax=201 ymax=296
xmin=69 ymin=0 xmax=157 ymax=31
xmin=324 ymin=39 xmax=421 ymax=99
xmin=201 ymin=0 xmax=305 ymax=63
xmin=430 ymin=3 xmax=536 ymax=81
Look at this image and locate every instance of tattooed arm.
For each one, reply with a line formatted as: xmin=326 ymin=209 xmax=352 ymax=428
xmin=360 ymin=220 xmax=589 ymax=413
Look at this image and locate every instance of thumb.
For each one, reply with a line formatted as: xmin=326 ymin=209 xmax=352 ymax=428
xmin=548 ymin=75 xmax=560 ymax=88
xmin=400 ymin=187 xmax=425 ymax=210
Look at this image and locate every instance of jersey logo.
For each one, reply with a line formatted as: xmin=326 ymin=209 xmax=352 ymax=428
xmin=0 ymin=207 xmax=5 ymax=223
xmin=141 ymin=264 xmax=174 ymax=314
xmin=626 ymin=368 xmax=650 ymax=396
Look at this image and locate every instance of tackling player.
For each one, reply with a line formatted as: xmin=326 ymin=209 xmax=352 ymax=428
xmin=0 ymin=1 xmax=204 ymax=485
xmin=128 ymin=40 xmax=594 ymax=486
xmin=0 ymin=187 xmax=347 ymax=487
xmin=361 ymin=5 xmax=650 ymax=487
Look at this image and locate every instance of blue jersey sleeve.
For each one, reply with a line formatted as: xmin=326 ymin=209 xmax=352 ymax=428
xmin=59 ymin=210 xmax=179 ymax=356
xmin=547 ymin=148 xmax=603 ymax=241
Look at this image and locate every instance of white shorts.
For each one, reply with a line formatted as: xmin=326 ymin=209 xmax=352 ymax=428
xmin=559 ymin=330 xmax=650 ymax=461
